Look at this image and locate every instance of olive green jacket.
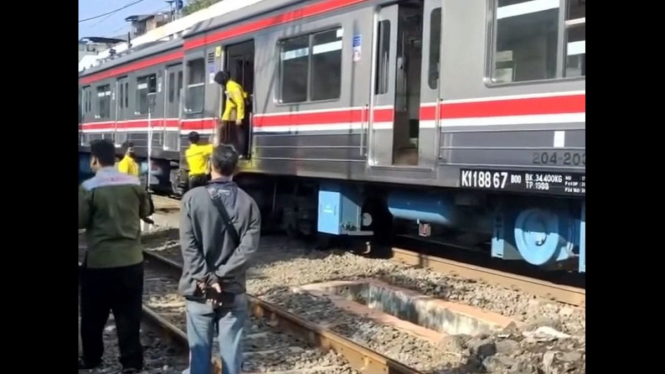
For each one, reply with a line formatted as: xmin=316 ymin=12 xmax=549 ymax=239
xmin=78 ymin=167 xmax=153 ymax=268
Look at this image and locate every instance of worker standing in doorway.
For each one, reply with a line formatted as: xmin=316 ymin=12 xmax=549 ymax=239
xmin=117 ymin=142 xmax=139 ymax=177
xmin=185 ymin=131 xmax=213 ymax=190
xmin=214 ymin=71 xmax=247 ymax=156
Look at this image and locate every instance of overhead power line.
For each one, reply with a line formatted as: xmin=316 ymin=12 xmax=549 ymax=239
xmin=79 ymin=0 xmax=145 ymax=23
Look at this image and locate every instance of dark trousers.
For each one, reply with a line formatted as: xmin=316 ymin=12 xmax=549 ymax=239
xmin=221 ymin=122 xmax=247 ymax=156
xmin=189 ymin=174 xmax=210 ymax=190
xmin=80 ymin=262 xmax=144 ymax=370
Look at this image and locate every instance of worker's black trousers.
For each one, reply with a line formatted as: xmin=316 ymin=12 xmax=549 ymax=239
xmin=80 ymin=261 xmax=144 ymax=370
xmin=189 ymin=174 xmax=210 ymax=190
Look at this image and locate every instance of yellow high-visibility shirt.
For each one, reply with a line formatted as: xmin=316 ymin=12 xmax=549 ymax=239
xmin=221 ymin=80 xmax=246 ymax=122
xmin=185 ymin=143 xmax=214 ymax=176
xmin=117 ymin=155 xmax=139 ymax=177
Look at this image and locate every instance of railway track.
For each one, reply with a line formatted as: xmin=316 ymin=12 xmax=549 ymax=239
xmin=390 ymin=247 xmax=585 ymax=307
xmin=143 ymin=250 xmax=421 ymax=374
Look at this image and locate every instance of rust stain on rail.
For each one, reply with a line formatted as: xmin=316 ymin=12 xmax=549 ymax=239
xmin=143 ymin=251 xmax=422 ymax=374
xmin=391 ymin=248 xmax=585 ymax=307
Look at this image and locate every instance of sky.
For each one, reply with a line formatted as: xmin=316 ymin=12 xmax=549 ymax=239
xmin=79 ymin=0 xmax=176 ymax=39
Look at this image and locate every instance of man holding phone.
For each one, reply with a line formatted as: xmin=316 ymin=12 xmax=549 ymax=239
xmin=178 ymin=144 xmax=261 ymax=374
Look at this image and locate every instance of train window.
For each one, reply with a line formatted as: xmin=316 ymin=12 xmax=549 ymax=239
xmin=124 ymin=82 xmax=129 ymax=108
xmin=375 ymin=21 xmax=391 ymax=95
xmin=491 ymin=0 xmax=585 ymax=83
xmin=81 ymin=86 xmax=89 ymax=115
xmin=96 ymin=85 xmax=111 ymax=119
xmin=177 ymin=71 xmax=183 ymax=103
xmin=428 ymin=8 xmax=442 ymax=90
xmin=279 ymin=28 xmax=343 ymax=103
xmin=119 ymin=82 xmax=125 ymax=109
xmin=168 ymin=72 xmax=175 ymax=103
xmin=564 ymin=0 xmax=585 ymax=77
xmin=186 ymin=58 xmax=205 ymax=113
xmin=279 ymin=35 xmax=309 ymax=103
xmin=310 ymin=29 xmax=343 ymax=101
xmin=137 ymin=74 xmax=157 ymax=115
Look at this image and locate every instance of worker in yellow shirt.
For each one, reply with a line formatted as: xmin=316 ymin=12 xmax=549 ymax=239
xmin=184 ymin=131 xmax=213 ymax=190
xmin=117 ymin=142 xmax=139 ymax=177
xmin=214 ymin=71 xmax=247 ymax=156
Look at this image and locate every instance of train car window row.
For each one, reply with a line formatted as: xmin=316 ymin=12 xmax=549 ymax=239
xmin=186 ymin=58 xmax=205 ymax=114
xmin=491 ymin=0 xmax=585 ymax=83
xmin=278 ymin=27 xmax=343 ymax=104
xmin=96 ymin=85 xmax=112 ymax=120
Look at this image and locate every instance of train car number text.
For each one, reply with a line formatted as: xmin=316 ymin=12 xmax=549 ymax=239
xmin=532 ymin=152 xmax=585 ymax=166
xmin=460 ymin=170 xmax=509 ymax=189
xmin=459 ymin=169 xmax=585 ymax=196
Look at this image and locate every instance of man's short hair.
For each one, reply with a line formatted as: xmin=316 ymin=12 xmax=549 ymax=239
xmin=90 ymin=139 xmax=117 ymax=167
xmin=188 ymin=131 xmax=200 ymax=143
xmin=211 ymin=144 xmax=239 ymax=176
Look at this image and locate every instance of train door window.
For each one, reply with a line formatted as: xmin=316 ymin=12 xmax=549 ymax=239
xmin=119 ymin=83 xmax=124 ymax=109
xmin=124 ymin=81 xmax=129 ymax=108
xmin=137 ymin=74 xmax=157 ymax=115
xmin=186 ymin=58 xmax=205 ymax=113
xmin=168 ymin=72 xmax=176 ymax=104
xmin=96 ymin=84 xmax=111 ymax=119
xmin=310 ymin=29 xmax=343 ymax=101
xmin=81 ymin=86 xmax=91 ymax=116
xmin=564 ymin=0 xmax=585 ymax=77
xmin=375 ymin=21 xmax=391 ymax=95
xmin=177 ymin=71 xmax=183 ymax=103
xmin=279 ymin=35 xmax=309 ymax=103
xmin=427 ymin=8 xmax=442 ymax=89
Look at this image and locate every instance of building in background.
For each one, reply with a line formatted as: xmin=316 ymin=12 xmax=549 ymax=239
xmin=125 ymin=12 xmax=172 ymax=38
xmin=78 ymin=36 xmax=126 ymax=62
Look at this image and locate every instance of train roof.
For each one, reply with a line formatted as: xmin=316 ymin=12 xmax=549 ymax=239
xmin=79 ymin=38 xmax=183 ymax=78
xmin=185 ymin=0 xmax=304 ymax=39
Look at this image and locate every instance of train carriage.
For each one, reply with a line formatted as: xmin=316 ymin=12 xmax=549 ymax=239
xmin=79 ymin=0 xmax=586 ymax=272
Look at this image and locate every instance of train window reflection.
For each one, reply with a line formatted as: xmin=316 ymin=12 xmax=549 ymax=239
xmin=186 ymin=59 xmax=205 ymax=114
xmin=279 ymin=27 xmax=343 ymax=103
xmin=491 ymin=0 xmax=585 ymax=83
xmin=96 ymin=84 xmax=111 ymax=119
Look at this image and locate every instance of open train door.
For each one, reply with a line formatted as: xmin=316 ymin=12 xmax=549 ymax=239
xmin=368 ymin=1 xmax=429 ymax=168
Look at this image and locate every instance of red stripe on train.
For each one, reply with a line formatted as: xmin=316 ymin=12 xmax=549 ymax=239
xmin=80 ymin=119 xmax=217 ymax=131
xmin=419 ymin=94 xmax=585 ymax=121
xmin=80 ymin=0 xmax=366 ymax=83
xmin=185 ymin=0 xmax=366 ymax=50
xmin=253 ymin=108 xmax=392 ymax=127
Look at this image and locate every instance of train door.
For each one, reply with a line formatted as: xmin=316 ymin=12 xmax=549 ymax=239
xmin=164 ymin=64 xmax=183 ymax=151
xmin=417 ymin=0 xmax=442 ymax=167
xmin=223 ymin=40 xmax=255 ymax=159
xmin=369 ymin=0 xmax=424 ymax=167
xmin=115 ymin=77 xmax=130 ymax=146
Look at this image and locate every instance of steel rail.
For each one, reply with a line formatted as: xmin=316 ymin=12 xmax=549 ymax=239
xmin=143 ymin=250 xmax=422 ymax=374
xmin=390 ymin=247 xmax=585 ymax=307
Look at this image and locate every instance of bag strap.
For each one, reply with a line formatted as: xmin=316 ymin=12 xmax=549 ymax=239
xmin=206 ymin=186 xmax=240 ymax=248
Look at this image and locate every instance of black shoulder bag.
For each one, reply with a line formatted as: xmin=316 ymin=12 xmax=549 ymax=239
xmin=204 ymin=186 xmax=238 ymax=306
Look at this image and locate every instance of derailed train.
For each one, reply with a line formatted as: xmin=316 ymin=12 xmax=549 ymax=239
xmin=78 ymin=0 xmax=586 ymax=272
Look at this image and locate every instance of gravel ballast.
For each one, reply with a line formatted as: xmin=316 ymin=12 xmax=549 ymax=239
xmin=144 ymin=234 xmax=585 ymax=374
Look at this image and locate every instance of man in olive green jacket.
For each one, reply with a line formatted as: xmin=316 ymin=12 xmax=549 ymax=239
xmin=78 ymin=139 xmax=154 ymax=374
